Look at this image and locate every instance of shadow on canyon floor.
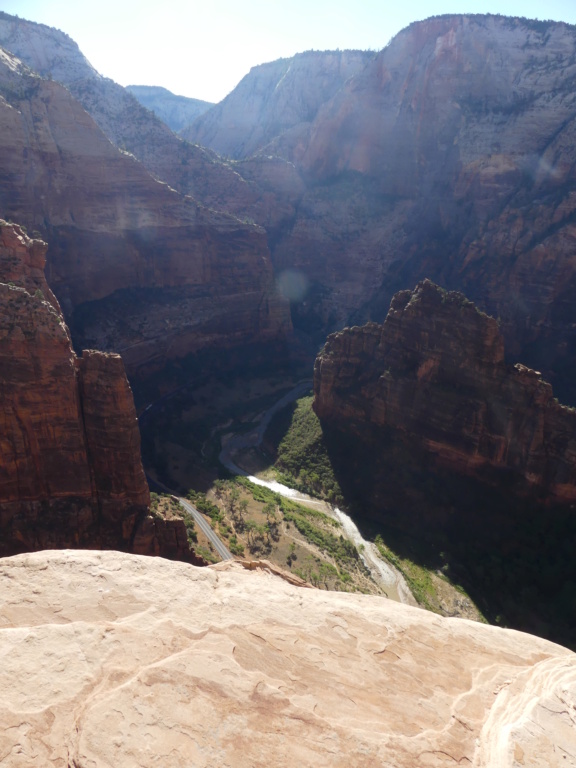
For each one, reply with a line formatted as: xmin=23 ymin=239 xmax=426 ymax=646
xmin=139 ymin=371 xmax=576 ymax=650
xmin=321 ymin=425 xmax=576 ymax=650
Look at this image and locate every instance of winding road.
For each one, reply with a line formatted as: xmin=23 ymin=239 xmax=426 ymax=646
xmin=218 ymin=383 xmax=413 ymax=603
xmin=141 ymin=379 xmax=414 ymax=601
xmin=140 ymin=391 xmax=234 ymax=561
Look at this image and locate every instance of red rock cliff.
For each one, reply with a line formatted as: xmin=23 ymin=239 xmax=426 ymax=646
xmin=182 ymin=50 xmax=373 ymax=160
xmin=268 ymin=16 xmax=576 ymax=399
xmin=0 ymin=221 xmax=201 ymax=561
xmin=0 ymin=42 xmax=290 ymax=380
xmin=314 ymin=280 xmax=576 ymax=502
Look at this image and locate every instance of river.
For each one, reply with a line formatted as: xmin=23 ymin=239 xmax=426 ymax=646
xmin=219 ymin=382 xmax=413 ymax=604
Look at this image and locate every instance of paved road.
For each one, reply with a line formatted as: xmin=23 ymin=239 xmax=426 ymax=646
xmin=220 ymin=380 xmax=313 ymax=463
xmin=147 ymin=474 xmax=233 ymax=561
xmin=178 ymin=498 xmax=234 ymax=561
xmin=140 ymin=380 xmax=312 ymax=564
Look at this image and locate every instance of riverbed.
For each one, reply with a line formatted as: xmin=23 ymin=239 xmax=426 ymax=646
xmin=218 ymin=383 xmax=414 ymax=605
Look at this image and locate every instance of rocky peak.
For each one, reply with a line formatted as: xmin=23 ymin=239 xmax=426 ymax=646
xmin=314 ymin=280 xmax=576 ymax=501
xmin=313 ymin=281 xmax=576 ymax=643
xmin=0 ymin=221 xmax=203 ymax=562
xmin=0 ymin=219 xmax=59 ymax=309
xmin=0 ymin=10 xmax=98 ymax=83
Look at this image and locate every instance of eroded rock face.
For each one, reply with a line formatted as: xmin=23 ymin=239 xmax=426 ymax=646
xmin=313 ymin=280 xmax=576 ymax=644
xmin=181 ymin=50 xmax=373 ymax=159
xmin=0 ymin=223 xmax=142 ymax=552
xmin=314 ymin=280 xmax=576 ymax=502
xmin=0 ymin=38 xmax=291 ymax=379
xmin=269 ymin=16 xmax=576 ymax=397
xmin=0 ymin=549 xmax=574 ymax=767
xmin=0 ymin=221 xmax=200 ymax=562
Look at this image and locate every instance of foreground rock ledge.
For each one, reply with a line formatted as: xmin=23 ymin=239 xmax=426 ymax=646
xmin=0 ymin=551 xmax=574 ymax=768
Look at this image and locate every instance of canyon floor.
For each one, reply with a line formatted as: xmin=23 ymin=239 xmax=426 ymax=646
xmin=141 ymin=372 xmax=485 ymax=621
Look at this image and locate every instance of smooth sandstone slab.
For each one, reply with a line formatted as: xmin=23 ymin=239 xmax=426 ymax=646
xmin=0 ymin=550 xmax=574 ymax=767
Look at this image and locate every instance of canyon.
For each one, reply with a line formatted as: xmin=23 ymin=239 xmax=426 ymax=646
xmin=0 ymin=9 xmax=574 ymax=762
xmin=0 ymin=9 xmax=574 ymax=614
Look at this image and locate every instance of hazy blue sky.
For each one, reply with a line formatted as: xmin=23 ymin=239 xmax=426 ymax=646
xmin=3 ymin=0 xmax=576 ymax=102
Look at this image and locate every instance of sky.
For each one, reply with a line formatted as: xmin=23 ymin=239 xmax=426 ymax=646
xmin=3 ymin=0 xmax=576 ymax=102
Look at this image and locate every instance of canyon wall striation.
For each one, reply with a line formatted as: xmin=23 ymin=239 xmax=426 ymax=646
xmin=0 ymin=34 xmax=291 ymax=379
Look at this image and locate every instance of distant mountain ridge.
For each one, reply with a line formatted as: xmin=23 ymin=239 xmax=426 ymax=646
xmin=0 ymin=9 xmax=99 ymax=82
xmin=126 ymin=84 xmax=213 ymax=132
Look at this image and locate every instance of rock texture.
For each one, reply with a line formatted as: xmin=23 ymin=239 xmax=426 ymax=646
xmin=314 ymin=280 xmax=576 ymax=502
xmin=313 ymin=281 xmax=576 ymax=645
xmin=126 ymin=85 xmax=213 ymax=132
xmin=182 ymin=50 xmax=373 ymax=159
xmin=0 ymin=549 xmax=574 ymax=767
xmin=0 ymin=35 xmax=290 ymax=377
xmin=0 ymin=221 xmax=200 ymax=562
xmin=0 ymin=12 xmax=297 ymax=228
xmin=8 ymin=12 xmax=576 ymax=401
xmin=249 ymin=15 xmax=576 ymax=401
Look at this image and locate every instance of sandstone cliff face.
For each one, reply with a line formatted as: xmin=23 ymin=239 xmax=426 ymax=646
xmin=182 ymin=50 xmax=373 ymax=159
xmin=0 ymin=221 xmax=201 ymax=562
xmin=0 ymin=41 xmax=290 ymax=377
xmin=0 ymin=221 xmax=145 ymax=552
xmin=314 ymin=280 xmax=576 ymax=502
xmin=269 ymin=16 xmax=576 ymax=400
xmin=0 ymin=549 xmax=574 ymax=767
xmin=313 ymin=280 xmax=576 ymax=644
xmin=0 ymin=13 xmax=297 ymax=227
